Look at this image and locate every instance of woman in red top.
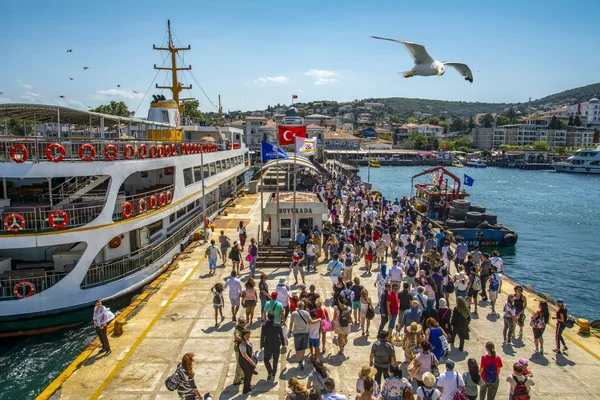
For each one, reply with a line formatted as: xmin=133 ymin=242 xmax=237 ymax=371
xmin=479 ymin=341 xmax=502 ymax=400
xmin=315 ymin=298 xmax=330 ymax=353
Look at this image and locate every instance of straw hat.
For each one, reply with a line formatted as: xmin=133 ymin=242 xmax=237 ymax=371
xmin=423 ymin=372 xmax=436 ymax=387
xmin=278 ymin=278 xmax=286 ymax=285
xmin=408 ymin=322 xmax=423 ymax=333
xmin=358 ymin=365 xmax=377 ymax=379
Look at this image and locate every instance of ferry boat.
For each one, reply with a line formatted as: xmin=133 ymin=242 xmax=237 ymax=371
xmin=409 ymin=167 xmax=518 ymax=247
xmin=465 ymin=159 xmax=487 ymax=168
xmin=0 ymin=22 xmax=249 ymax=336
xmin=369 ymin=158 xmax=381 ymax=168
xmin=552 ymin=145 xmax=600 ymax=174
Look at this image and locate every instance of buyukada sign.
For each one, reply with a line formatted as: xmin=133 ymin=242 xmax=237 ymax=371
xmin=279 ymin=208 xmax=313 ymax=214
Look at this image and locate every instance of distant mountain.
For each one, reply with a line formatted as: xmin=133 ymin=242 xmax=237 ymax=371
xmin=529 ymin=82 xmax=600 ymax=107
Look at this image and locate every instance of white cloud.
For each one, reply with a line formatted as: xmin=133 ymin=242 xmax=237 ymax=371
xmin=297 ymin=89 xmax=305 ymax=93
xmin=21 ymin=91 xmax=44 ymax=102
xmin=93 ymin=89 xmax=144 ymax=100
xmin=0 ymin=97 xmax=13 ymax=104
xmin=305 ymin=69 xmax=339 ymax=85
xmin=56 ymin=98 xmax=87 ymax=110
xmin=17 ymin=79 xmax=33 ymax=89
xmin=253 ymin=76 xmax=290 ymax=85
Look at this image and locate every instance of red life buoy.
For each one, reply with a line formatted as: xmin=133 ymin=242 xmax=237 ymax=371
xmin=48 ymin=210 xmax=69 ymax=229
xmin=164 ymin=145 xmax=171 ymax=157
xmin=185 ymin=144 xmax=191 ymax=154
xmin=79 ymin=143 xmax=96 ymax=161
xmin=205 ymin=217 xmax=210 ymax=228
xmin=104 ymin=144 xmax=118 ymax=161
xmin=149 ymin=196 xmax=157 ymax=210
xmin=46 ymin=143 xmax=66 ymax=162
xmin=137 ymin=198 xmax=147 ymax=213
xmin=180 ymin=144 xmax=187 ymax=155
xmin=165 ymin=191 xmax=173 ymax=204
xmin=10 ymin=144 xmax=28 ymax=163
xmin=123 ymin=144 xmax=135 ymax=160
xmin=139 ymin=144 xmax=148 ymax=159
xmin=158 ymin=145 xmax=165 ymax=158
xmin=196 ymin=144 xmax=201 ymax=153
xmin=158 ymin=192 xmax=166 ymax=207
xmin=149 ymin=145 xmax=158 ymax=158
xmin=13 ymin=281 xmax=35 ymax=299
xmin=121 ymin=202 xmax=134 ymax=218
xmin=171 ymin=143 xmax=177 ymax=155
xmin=4 ymin=213 xmax=26 ymax=232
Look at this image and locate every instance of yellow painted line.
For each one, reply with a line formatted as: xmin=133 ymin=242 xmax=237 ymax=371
xmin=89 ymin=254 xmax=206 ymax=399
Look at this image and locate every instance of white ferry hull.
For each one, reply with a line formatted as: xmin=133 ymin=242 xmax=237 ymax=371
xmin=553 ymin=163 xmax=600 ymax=174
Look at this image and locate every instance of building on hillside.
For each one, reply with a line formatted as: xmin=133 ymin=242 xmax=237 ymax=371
xmin=283 ymin=107 xmax=304 ymax=125
xmin=474 ymin=113 xmax=497 ymax=126
xmin=566 ymin=97 xmax=600 ymax=125
xmin=338 ymin=104 xmax=353 ymax=113
xmin=404 ymin=123 xmax=444 ymax=138
xmin=566 ymin=128 xmax=595 ymax=147
xmin=363 ymin=139 xmax=393 ymax=150
xmin=240 ymin=116 xmax=267 ymax=150
xmin=364 ymin=102 xmax=385 ymax=108
xmin=324 ymin=130 xmax=361 ymax=150
xmin=471 ymin=127 xmax=495 ymax=149
xmin=392 ymin=125 xmax=410 ymax=146
xmin=491 ymin=124 xmax=567 ymax=149
xmin=273 ymin=113 xmax=286 ymax=123
xmin=305 ymin=114 xmax=336 ymax=128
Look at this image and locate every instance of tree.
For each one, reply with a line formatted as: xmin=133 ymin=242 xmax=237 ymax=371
xmin=468 ymin=116 xmax=475 ymax=130
xmin=554 ymin=146 xmax=566 ymax=154
xmin=568 ymin=115 xmax=574 ymax=126
xmin=439 ymin=139 xmax=455 ymax=151
xmin=549 ymin=116 xmax=559 ymax=129
xmin=300 ymin=109 xmax=309 ymax=118
xmin=181 ymin=99 xmax=203 ymax=121
xmin=93 ymin=101 xmax=133 ymax=117
xmin=480 ymin=114 xmax=495 ymax=128
xmin=426 ymin=117 xmax=440 ymax=126
xmin=404 ymin=131 xmax=425 ymax=149
xmin=481 ymin=150 xmax=492 ymax=159
xmin=558 ymin=119 xmax=567 ymax=129
xmin=450 ymin=117 xmax=465 ymax=132
xmin=533 ymin=141 xmax=549 ymax=151
xmin=439 ymin=121 xmax=449 ymax=133
xmin=495 ymin=115 xmax=510 ymax=127
xmin=574 ymin=116 xmax=582 ymax=126
xmin=407 ymin=117 xmax=418 ymax=124
xmin=502 ymin=107 xmax=518 ymax=123
xmin=389 ymin=115 xmax=401 ymax=123
xmin=454 ymin=135 xmax=472 ymax=149
xmin=379 ymin=132 xmax=392 ymax=141
xmin=424 ymin=137 xmax=439 ymax=151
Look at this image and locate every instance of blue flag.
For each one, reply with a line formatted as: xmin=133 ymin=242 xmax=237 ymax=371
xmin=463 ymin=174 xmax=474 ymax=187
xmin=261 ymin=140 xmax=288 ymax=162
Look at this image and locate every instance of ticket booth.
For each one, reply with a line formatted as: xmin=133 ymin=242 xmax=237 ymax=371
xmin=264 ymin=192 xmax=329 ymax=244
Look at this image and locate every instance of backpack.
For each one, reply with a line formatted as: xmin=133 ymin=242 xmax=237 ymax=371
xmin=344 ymin=255 xmax=353 ymax=267
xmin=406 ymin=263 xmax=417 ymax=278
xmin=164 ymin=370 xmax=181 ymax=391
xmin=367 ymin=244 xmax=374 ymax=255
xmin=366 ymin=304 xmax=375 ymax=320
xmin=422 ymin=388 xmax=436 ymax=400
xmin=446 ymin=280 xmax=455 ymax=294
xmin=565 ymin=315 xmax=576 ymax=329
xmin=512 ymin=375 xmax=530 ymax=400
xmin=403 ymin=387 xmax=415 ymax=400
xmin=489 ymin=275 xmax=500 ymax=292
xmin=472 ymin=275 xmax=481 ymax=291
xmin=212 ymin=291 xmax=222 ymax=305
xmin=339 ymin=307 xmax=349 ymax=327
xmin=484 ymin=356 xmax=498 ymax=383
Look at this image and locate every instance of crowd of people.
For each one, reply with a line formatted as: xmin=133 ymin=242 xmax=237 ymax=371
xmin=163 ymin=168 xmax=576 ymax=399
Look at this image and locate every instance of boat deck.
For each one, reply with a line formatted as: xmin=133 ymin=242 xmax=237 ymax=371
xmin=39 ymin=193 xmax=600 ymax=400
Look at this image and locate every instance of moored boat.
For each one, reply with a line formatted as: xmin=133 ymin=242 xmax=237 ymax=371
xmin=552 ymin=145 xmax=600 ymax=174
xmin=369 ymin=158 xmax=381 ymax=167
xmin=465 ymin=158 xmax=487 ymax=168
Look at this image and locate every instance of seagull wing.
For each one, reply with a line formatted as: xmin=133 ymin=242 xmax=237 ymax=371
xmin=443 ymin=62 xmax=474 ymax=83
xmin=371 ymin=36 xmax=434 ymax=65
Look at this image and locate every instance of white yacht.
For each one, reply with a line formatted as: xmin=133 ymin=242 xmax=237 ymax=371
xmin=0 ymin=23 xmax=249 ymax=336
xmin=552 ymin=145 xmax=600 ymax=174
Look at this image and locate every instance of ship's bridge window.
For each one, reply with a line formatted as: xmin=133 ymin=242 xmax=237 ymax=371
xmin=183 ymin=168 xmax=194 ymax=186
xmin=161 ymin=110 xmax=169 ymax=123
xmin=193 ymin=166 xmax=202 ymax=182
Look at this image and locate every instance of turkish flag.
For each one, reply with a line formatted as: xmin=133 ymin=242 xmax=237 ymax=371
xmin=278 ymin=125 xmax=306 ymax=145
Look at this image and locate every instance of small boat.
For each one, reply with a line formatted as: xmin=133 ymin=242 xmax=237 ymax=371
xmin=552 ymin=145 xmax=600 ymax=174
xmin=452 ymin=162 xmax=465 ymax=168
xmin=369 ymin=158 xmax=381 ymax=168
xmin=466 ymin=159 xmax=487 ymax=168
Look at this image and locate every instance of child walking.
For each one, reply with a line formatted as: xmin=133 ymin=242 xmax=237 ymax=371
xmin=211 ymin=283 xmax=225 ymax=325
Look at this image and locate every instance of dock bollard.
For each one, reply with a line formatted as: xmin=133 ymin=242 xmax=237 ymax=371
xmin=113 ymin=319 xmax=127 ymax=336
xmin=576 ymin=318 xmax=590 ymax=337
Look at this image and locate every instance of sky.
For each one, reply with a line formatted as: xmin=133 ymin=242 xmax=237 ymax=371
xmin=1 ymin=0 xmax=599 ymax=117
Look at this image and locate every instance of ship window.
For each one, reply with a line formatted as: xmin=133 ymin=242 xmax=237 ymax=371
xmin=203 ymin=164 xmax=210 ymax=177
xmin=177 ymin=208 xmax=186 ymax=218
xmin=183 ymin=168 xmax=194 ymax=186
xmin=161 ymin=110 xmax=169 ymax=123
xmin=187 ymin=203 xmax=194 ymax=212
xmin=148 ymin=220 xmax=163 ymax=236
xmin=216 ymin=160 xmax=223 ymax=173
xmin=226 ymin=158 xmax=231 ymax=169
xmin=193 ymin=166 xmax=202 ymax=182
xmin=169 ymin=213 xmax=176 ymax=223
xmin=209 ymin=162 xmax=216 ymax=175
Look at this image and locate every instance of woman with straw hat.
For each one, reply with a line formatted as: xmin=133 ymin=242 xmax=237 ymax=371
xmin=402 ymin=322 xmax=423 ymax=363
xmin=417 ymin=372 xmax=441 ymax=399
xmin=356 ymin=365 xmax=379 ymax=396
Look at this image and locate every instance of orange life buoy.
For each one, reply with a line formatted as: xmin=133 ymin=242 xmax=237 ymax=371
xmin=137 ymin=198 xmax=147 ymax=213
xmin=46 ymin=143 xmax=66 ymax=162
xmin=13 ymin=281 xmax=35 ymax=299
xmin=123 ymin=144 xmax=135 ymax=160
xmin=4 ymin=213 xmax=26 ymax=232
xmin=171 ymin=143 xmax=177 ymax=155
xmin=48 ymin=210 xmax=69 ymax=229
xmin=139 ymin=144 xmax=148 ymax=159
xmin=205 ymin=217 xmax=210 ymax=228
xmin=149 ymin=145 xmax=158 ymax=158
xmin=121 ymin=202 xmax=134 ymax=218
xmin=149 ymin=195 xmax=157 ymax=210
xmin=158 ymin=145 xmax=165 ymax=158
xmin=109 ymin=236 xmax=121 ymax=248
xmin=165 ymin=190 xmax=173 ymax=204
xmin=10 ymin=144 xmax=28 ymax=163
xmin=79 ymin=143 xmax=96 ymax=161
xmin=104 ymin=144 xmax=118 ymax=161
xmin=158 ymin=192 xmax=166 ymax=207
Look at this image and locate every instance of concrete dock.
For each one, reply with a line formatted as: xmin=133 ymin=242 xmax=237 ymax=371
xmin=40 ymin=193 xmax=600 ymax=400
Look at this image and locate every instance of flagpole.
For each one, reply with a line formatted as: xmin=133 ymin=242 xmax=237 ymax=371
xmin=293 ymin=139 xmax=298 ymax=241
xmin=275 ymin=127 xmax=281 ymax=245
xmin=260 ymin=144 xmax=264 ymax=245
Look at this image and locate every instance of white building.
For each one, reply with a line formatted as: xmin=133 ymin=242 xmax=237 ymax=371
xmin=242 ymin=116 xmax=267 ymax=150
xmin=404 ymin=123 xmax=445 ymax=138
xmin=566 ymin=97 xmax=600 ymax=125
xmin=566 ymin=129 xmax=595 ymax=148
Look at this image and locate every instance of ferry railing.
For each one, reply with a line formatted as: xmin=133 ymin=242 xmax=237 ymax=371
xmin=81 ymin=202 xmax=219 ymax=289
xmin=0 ymin=137 xmax=241 ymax=163
xmin=0 ymin=202 xmax=105 ymax=234
xmin=0 ymin=271 xmax=71 ymax=300
xmin=111 ymin=184 xmax=175 ymax=222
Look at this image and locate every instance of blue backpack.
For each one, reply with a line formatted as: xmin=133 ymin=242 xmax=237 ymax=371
xmin=484 ymin=356 xmax=499 ymax=383
xmin=489 ymin=275 xmax=500 ymax=292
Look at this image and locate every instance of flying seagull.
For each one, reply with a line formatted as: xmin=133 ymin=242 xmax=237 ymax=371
xmin=83 ymin=66 xmax=89 ymax=70
xmin=117 ymin=84 xmax=121 ymax=88
xmin=69 ymin=77 xmax=74 ymax=80
xmin=371 ymin=36 xmax=473 ymax=83
xmin=133 ymin=91 xmax=139 ymax=94
xmin=67 ymin=49 xmax=72 ymax=53
xmin=59 ymin=95 xmax=65 ymax=98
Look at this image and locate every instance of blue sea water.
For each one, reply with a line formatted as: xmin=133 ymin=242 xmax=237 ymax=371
xmin=359 ymin=166 xmax=600 ymax=322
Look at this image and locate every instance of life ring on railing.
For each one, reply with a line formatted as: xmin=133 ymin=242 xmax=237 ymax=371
xmin=109 ymin=236 xmax=121 ymax=249
xmin=205 ymin=217 xmax=210 ymax=228
xmin=46 ymin=143 xmax=66 ymax=162
xmin=4 ymin=213 xmax=26 ymax=232
xmin=158 ymin=145 xmax=165 ymax=158
xmin=123 ymin=144 xmax=135 ymax=160
xmin=13 ymin=281 xmax=35 ymax=299
xmin=149 ymin=145 xmax=158 ymax=158
xmin=10 ymin=144 xmax=28 ymax=163
xmin=185 ymin=143 xmax=191 ymax=154
xmin=137 ymin=198 xmax=147 ymax=213
xmin=79 ymin=143 xmax=96 ymax=161
xmin=149 ymin=195 xmax=157 ymax=210
xmin=164 ymin=145 xmax=171 ymax=157
xmin=138 ymin=144 xmax=148 ymax=159
xmin=104 ymin=144 xmax=118 ymax=161
xmin=180 ymin=144 xmax=186 ymax=155
xmin=158 ymin=192 xmax=167 ymax=207
xmin=121 ymin=202 xmax=134 ymax=218
xmin=48 ymin=210 xmax=69 ymax=229
xmin=171 ymin=143 xmax=177 ymax=155
xmin=165 ymin=190 xmax=173 ymax=204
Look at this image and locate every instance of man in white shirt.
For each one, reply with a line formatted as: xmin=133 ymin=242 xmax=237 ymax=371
xmin=413 ymin=286 xmax=428 ymax=312
xmin=322 ymin=378 xmax=348 ymax=400
xmin=437 ymin=360 xmax=465 ymax=400
xmin=490 ymin=250 xmax=504 ymax=273
xmin=92 ymin=300 xmax=113 ymax=354
xmin=205 ymin=239 xmax=222 ymax=275
xmin=224 ymin=270 xmax=243 ymax=322
xmin=388 ymin=261 xmax=404 ymax=287
xmin=289 ymin=301 xmax=317 ymax=370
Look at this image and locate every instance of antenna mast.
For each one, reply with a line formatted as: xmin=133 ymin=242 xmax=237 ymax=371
xmin=219 ymin=95 xmax=223 ymax=127
xmin=153 ymin=20 xmax=192 ymax=112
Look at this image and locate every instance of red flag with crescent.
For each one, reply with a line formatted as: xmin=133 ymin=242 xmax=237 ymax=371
xmin=278 ymin=125 xmax=306 ymax=145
